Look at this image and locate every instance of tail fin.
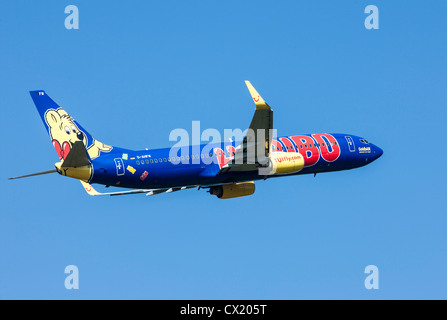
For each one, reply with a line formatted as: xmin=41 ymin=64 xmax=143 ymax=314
xmin=30 ymin=90 xmax=113 ymax=161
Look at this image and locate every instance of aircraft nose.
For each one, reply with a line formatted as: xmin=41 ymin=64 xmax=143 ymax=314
xmin=373 ymin=145 xmax=383 ymax=159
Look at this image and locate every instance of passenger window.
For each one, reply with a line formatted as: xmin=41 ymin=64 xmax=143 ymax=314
xmin=146 ymin=160 xmax=149 ymax=164
xmin=150 ymin=159 xmax=153 ymax=164
xmin=163 ymin=158 xmax=167 ymax=162
xmin=154 ymin=159 xmax=158 ymax=163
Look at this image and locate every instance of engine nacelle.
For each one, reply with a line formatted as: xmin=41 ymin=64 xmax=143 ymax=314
xmin=210 ymin=182 xmax=255 ymax=199
xmin=262 ymin=152 xmax=305 ymax=175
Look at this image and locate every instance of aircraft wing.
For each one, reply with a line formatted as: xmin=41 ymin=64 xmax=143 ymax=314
xmin=80 ymin=181 xmax=196 ymax=197
xmin=218 ymin=81 xmax=274 ymax=174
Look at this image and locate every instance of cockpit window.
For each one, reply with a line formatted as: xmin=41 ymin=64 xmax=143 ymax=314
xmin=360 ymin=139 xmax=370 ymax=144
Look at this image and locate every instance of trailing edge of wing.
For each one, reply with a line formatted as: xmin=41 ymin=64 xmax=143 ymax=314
xmin=80 ymin=181 xmax=195 ymax=197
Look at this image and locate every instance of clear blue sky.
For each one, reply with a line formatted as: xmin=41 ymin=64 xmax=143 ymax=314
xmin=1 ymin=1 xmax=446 ymax=299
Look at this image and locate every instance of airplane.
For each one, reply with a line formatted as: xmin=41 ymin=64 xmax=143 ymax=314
xmin=9 ymin=81 xmax=383 ymax=199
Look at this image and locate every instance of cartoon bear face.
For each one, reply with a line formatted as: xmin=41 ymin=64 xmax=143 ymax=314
xmin=45 ymin=109 xmax=87 ymax=160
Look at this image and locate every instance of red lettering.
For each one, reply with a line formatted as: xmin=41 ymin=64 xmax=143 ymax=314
xmin=279 ymin=137 xmax=295 ymax=153
xmin=214 ymin=146 xmax=237 ymax=169
xmin=289 ymin=135 xmax=319 ymax=167
xmin=272 ymin=140 xmax=283 ymax=152
xmin=215 ymin=148 xmax=230 ymax=169
xmin=312 ymin=134 xmax=340 ymax=162
xmin=226 ymin=145 xmax=236 ymax=156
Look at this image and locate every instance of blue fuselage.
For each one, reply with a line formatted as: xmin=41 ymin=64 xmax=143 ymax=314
xmin=89 ymin=133 xmax=383 ymax=189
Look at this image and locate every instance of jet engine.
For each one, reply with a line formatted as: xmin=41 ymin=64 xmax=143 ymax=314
xmin=210 ymin=182 xmax=255 ymax=199
xmin=261 ymin=152 xmax=305 ymax=175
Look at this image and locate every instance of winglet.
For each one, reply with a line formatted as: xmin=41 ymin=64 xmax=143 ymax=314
xmin=245 ymin=81 xmax=270 ymax=110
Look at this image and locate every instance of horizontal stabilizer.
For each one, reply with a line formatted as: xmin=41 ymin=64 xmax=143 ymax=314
xmin=80 ymin=181 xmax=195 ymax=197
xmin=80 ymin=181 xmax=149 ymax=196
xmin=9 ymin=169 xmax=58 ymax=180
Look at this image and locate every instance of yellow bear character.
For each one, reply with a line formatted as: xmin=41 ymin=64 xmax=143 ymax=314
xmin=45 ymin=108 xmax=112 ymax=160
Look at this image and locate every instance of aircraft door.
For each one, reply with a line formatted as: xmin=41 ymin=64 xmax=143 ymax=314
xmin=345 ymin=136 xmax=356 ymax=152
xmin=114 ymin=158 xmax=125 ymax=176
